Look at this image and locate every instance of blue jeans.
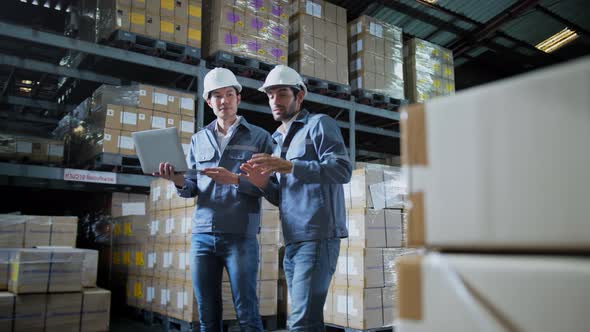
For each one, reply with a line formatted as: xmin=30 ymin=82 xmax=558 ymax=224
xmin=190 ymin=233 xmax=263 ymax=332
xmin=284 ymin=238 xmax=341 ymax=332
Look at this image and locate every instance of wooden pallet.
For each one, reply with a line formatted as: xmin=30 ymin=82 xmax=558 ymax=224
xmin=207 ymin=51 xmax=275 ymax=80
xmin=352 ymin=89 xmax=408 ymax=111
xmin=302 ymin=76 xmax=351 ymax=100
xmin=84 ymin=152 xmax=143 ymax=174
xmin=105 ymin=30 xmax=201 ymax=64
xmin=325 ymin=323 xmax=394 ymax=332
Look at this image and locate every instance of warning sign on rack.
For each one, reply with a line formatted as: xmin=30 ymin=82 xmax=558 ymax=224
xmin=64 ymin=168 xmax=117 ymax=184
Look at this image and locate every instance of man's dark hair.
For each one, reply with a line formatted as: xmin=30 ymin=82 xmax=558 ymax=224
xmin=207 ymin=86 xmax=240 ymax=100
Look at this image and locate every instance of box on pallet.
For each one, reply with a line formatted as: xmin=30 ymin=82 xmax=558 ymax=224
xmin=348 ymin=15 xmax=404 ymax=99
xmin=289 ymin=0 xmax=348 ymax=84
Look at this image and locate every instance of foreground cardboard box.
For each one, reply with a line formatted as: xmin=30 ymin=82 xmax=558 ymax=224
xmin=81 ymin=288 xmax=111 ymax=332
xmin=397 ymin=253 xmax=590 ymax=332
xmin=402 ymin=56 xmax=590 ymax=251
xmin=14 ymin=293 xmax=46 ymax=332
xmin=45 ymin=293 xmax=82 ymax=332
xmin=9 ymin=249 xmax=84 ymax=294
xmin=0 ymin=292 xmax=15 ymax=332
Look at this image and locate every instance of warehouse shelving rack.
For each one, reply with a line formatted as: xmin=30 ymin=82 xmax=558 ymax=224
xmin=0 ymin=21 xmax=401 ymax=188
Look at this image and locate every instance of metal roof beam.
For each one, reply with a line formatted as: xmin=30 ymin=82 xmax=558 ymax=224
xmin=535 ymin=5 xmax=590 ymax=39
xmin=1 ymin=95 xmax=74 ymax=112
xmin=0 ymin=54 xmax=122 ymax=85
xmin=450 ymin=0 xmax=541 ymax=57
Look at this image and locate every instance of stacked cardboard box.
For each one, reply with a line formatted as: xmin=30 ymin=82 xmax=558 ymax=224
xmin=108 ymin=192 xmax=150 ymax=217
xmin=0 ymin=214 xmax=78 ymax=248
xmin=57 ymin=84 xmax=195 ymax=163
xmin=110 ymin=177 xmax=198 ymax=322
xmin=0 ymin=133 xmax=65 ymax=165
xmin=79 ymin=0 xmax=202 ymax=49
xmin=404 ymin=38 xmax=455 ymax=103
xmin=348 ymin=15 xmax=404 ymax=99
xmin=289 ymin=0 xmax=348 ymax=84
xmin=397 ymin=57 xmax=590 ymax=331
xmin=324 ymin=163 xmax=415 ymax=330
xmin=0 ymin=239 xmax=109 ymax=331
xmin=203 ymin=0 xmax=289 ymax=65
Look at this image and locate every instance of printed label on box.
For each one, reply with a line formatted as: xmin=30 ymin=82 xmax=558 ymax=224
xmin=181 ymin=97 xmax=195 ymax=111
xmin=154 ymin=92 xmax=168 ymax=105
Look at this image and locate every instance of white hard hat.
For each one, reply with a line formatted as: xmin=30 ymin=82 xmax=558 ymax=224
xmin=202 ymin=67 xmax=242 ymax=99
xmin=258 ymin=65 xmax=307 ymax=96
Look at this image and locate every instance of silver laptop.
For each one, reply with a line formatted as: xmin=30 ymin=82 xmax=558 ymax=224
xmin=132 ymin=127 xmax=197 ymax=175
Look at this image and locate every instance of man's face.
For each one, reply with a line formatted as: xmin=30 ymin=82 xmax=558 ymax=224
xmin=207 ymin=86 xmax=240 ymax=121
xmin=266 ymin=86 xmax=304 ymax=122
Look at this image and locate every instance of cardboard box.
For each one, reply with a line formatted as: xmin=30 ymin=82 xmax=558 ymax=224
xmin=349 ymin=168 xmax=384 ymax=209
xmin=45 ymin=292 xmax=82 ymax=332
xmin=153 ymin=88 xmax=169 ymax=111
xmin=333 ymin=243 xmax=347 ymax=286
xmin=166 ymin=113 xmax=181 ymax=129
xmin=23 ymin=216 xmax=50 ymax=247
xmin=49 ymin=216 xmax=78 ymax=247
xmin=14 ymin=294 xmax=46 ymax=332
xmin=179 ymin=93 xmax=195 ymax=116
xmin=382 ymin=286 xmax=394 ymax=327
xmin=152 ymin=278 xmax=169 ymax=314
xmin=180 ymin=115 xmax=195 ymax=138
xmin=175 ymin=0 xmax=189 ymax=21
xmin=167 ymin=279 xmax=186 ymax=319
xmin=258 ymin=280 xmax=277 ymax=316
xmin=397 ymin=253 xmax=590 ymax=332
xmin=119 ymin=130 xmax=135 ymax=156
xmin=0 ymin=250 xmax=12 ymax=290
xmin=121 ymin=106 xmax=139 ymax=133
xmin=92 ymin=104 xmax=122 ymax=129
xmin=347 ymin=209 xmax=386 ymax=248
xmin=174 ymin=21 xmax=188 ymax=45
xmin=146 ymin=14 xmax=160 ymax=38
xmin=0 ymin=292 xmax=15 ymax=332
xmin=384 ymin=210 xmax=403 ymax=247
xmin=169 ymin=208 xmax=190 ymax=243
xmin=136 ymin=108 xmax=152 ymax=131
xmin=332 ymin=286 xmax=348 ymax=327
xmin=346 ymin=248 xmax=384 ymax=288
xmin=182 ymin=281 xmax=199 ymax=322
xmin=151 ymin=111 xmax=168 ymax=130
xmin=259 ymin=244 xmax=279 ymax=280
xmin=347 ymin=287 xmax=383 ymax=330
xmin=9 ymin=249 xmax=51 ymax=293
xmin=160 ymin=18 xmax=175 ymax=42
xmin=0 ymin=215 xmax=25 ymax=247
xmin=101 ymin=128 xmax=120 ymax=154
xmin=146 ymin=0 xmax=160 ymax=15
xmin=169 ymin=244 xmax=190 ymax=280
xmin=161 ymin=0 xmax=175 ymax=17
xmin=402 ymin=57 xmax=590 ymax=250
xmin=130 ymin=9 xmax=146 ymax=34
xmin=132 ymin=0 xmax=146 ymax=9
xmin=323 ymin=284 xmax=334 ymax=324
xmin=81 ymin=288 xmax=111 ymax=332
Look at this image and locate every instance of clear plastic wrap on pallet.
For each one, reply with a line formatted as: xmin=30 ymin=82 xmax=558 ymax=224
xmin=0 ymin=132 xmax=65 ymax=164
xmin=382 ymin=247 xmax=420 ymax=287
xmin=79 ymin=211 xmax=112 ymax=246
xmin=79 ymin=0 xmax=132 ymax=43
xmin=346 ymin=208 xmax=404 ymax=248
xmin=6 ymin=248 xmax=86 ymax=294
xmin=404 ymin=37 xmax=455 ymax=102
xmin=348 ymin=15 xmax=404 ymax=99
xmin=0 ymin=214 xmax=77 ymax=248
xmin=347 ymin=163 xmax=406 ymax=209
xmin=288 ymin=0 xmax=349 ymax=84
xmin=203 ymin=0 xmax=289 ymax=65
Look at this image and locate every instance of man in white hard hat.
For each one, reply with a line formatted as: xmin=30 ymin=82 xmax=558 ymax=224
xmin=157 ymin=67 xmax=271 ymax=331
xmin=241 ymin=65 xmax=352 ymax=331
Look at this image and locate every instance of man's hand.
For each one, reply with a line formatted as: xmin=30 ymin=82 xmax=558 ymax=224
xmin=247 ymin=153 xmax=293 ymax=174
xmin=153 ymin=162 xmax=185 ymax=188
xmin=201 ymin=167 xmax=239 ymax=185
xmin=240 ymin=163 xmax=272 ymax=188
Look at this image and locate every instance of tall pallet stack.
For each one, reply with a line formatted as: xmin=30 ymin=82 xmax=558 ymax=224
xmin=404 ymin=38 xmax=455 ymax=103
xmin=203 ymin=0 xmax=290 ymax=65
xmin=348 ymin=15 xmax=404 ymax=99
xmin=0 ymin=214 xmax=110 ymax=332
xmin=289 ymin=0 xmax=349 ymax=85
xmin=319 ymin=164 xmax=416 ymax=330
xmin=398 ymin=57 xmax=590 ymax=331
xmin=56 ymin=84 xmax=195 ymax=164
xmin=110 ymin=177 xmax=198 ymax=322
xmin=0 ymin=133 xmax=65 ymax=165
xmin=79 ymin=0 xmax=203 ymax=49
xmin=221 ymin=198 xmax=281 ymax=321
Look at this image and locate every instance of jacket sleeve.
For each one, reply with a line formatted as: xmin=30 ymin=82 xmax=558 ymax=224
xmin=290 ymin=116 xmax=353 ymax=184
xmin=237 ymin=132 xmax=275 ymax=197
xmin=176 ymin=135 xmax=199 ymax=198
xmin=261 ymin=174 xmax=280 ymax=206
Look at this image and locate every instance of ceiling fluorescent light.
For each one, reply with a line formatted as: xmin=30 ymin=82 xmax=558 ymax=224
xmin=420 ymin=0 xmax=438 ymax=4
xmin=32 ymin=0 xmax=39 ymax=4
xmin=536 ymin=27 xmax=579 ymax=53
xmin=55 ymin=2 xmax=61 ymax=10
xmin=44 ymin=1 xmax=50 ymax=8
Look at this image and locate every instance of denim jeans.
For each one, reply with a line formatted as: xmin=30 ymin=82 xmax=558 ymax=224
xmin=190 ymin=233 xmax=263 ymax=332
xmin=283 ymin=238 xmax=341 ymax=331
